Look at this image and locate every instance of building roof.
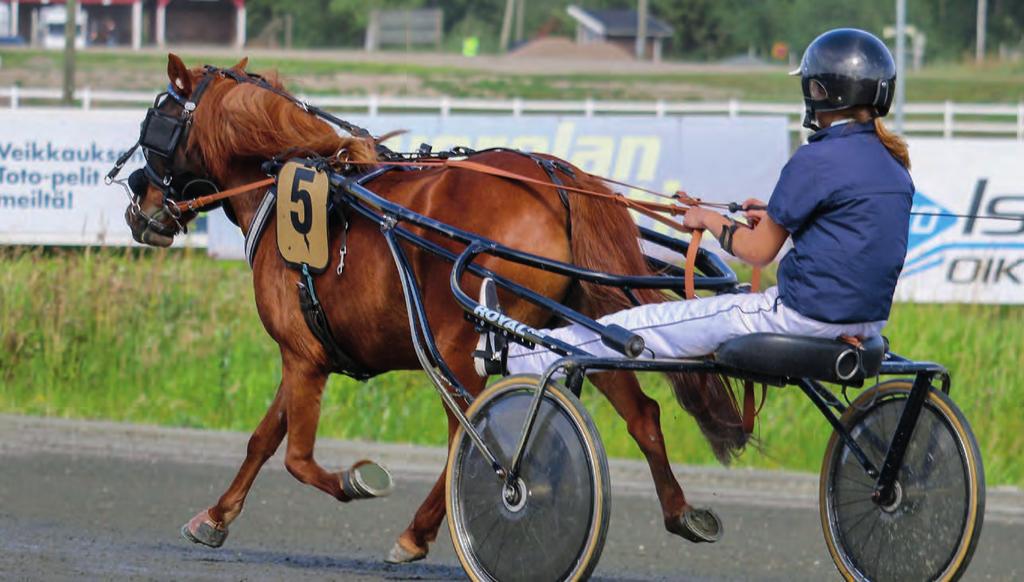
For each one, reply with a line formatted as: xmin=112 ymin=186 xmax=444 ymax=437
xmin=566 ymin=5 xmax=674 ymax=39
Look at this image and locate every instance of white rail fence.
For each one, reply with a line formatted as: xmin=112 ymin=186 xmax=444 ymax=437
xmin=2 ymin=86 xmax=1022 ymax=140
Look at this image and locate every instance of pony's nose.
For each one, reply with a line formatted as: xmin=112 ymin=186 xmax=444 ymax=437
xmin=128 ymin=168 xmax=149 ymax=198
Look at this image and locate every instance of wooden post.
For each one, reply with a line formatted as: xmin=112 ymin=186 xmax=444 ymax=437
xmin=131 ymin=0 xmax=142 ymax=50
xmin=976 ymin=0 xmax=987 ymax=63
xmin=515 ymin=0 xmax=525 ymax=43
xmin=156 ymin=0 xmax=167 ymax=48
xmin=62 ymin=0 xmax=76 ymax=105
xmin=635 ymin=0 xmax=647 ymax=60
xmin=894 ymin=0 xmax=906 ymax=133
xmin=499 ymin=0 xmax=514 ymax=53
xmin=10 ymin=0 xmax=18 ymax=37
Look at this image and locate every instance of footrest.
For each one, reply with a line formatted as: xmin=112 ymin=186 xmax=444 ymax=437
xmin=715 ymin=334 xmax=884 ymax=385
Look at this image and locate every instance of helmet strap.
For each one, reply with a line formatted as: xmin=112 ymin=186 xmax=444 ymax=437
xmin=802 ymin=102 xmax=821 ymax=132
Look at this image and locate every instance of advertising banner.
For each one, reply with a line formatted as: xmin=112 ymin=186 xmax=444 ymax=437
xmin=0 ymin=109 xmax=207 ymax=247
xmin=897 ymin=139 xmax=1024 ymax=304
xmin=7 ymin=108 xmax=1020 ymax=304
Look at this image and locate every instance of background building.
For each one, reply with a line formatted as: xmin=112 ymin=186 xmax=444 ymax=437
xmin=2 ymin=0 xmax=245 ymax=49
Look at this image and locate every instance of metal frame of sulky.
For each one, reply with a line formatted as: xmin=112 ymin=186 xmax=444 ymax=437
xmin=313 ymin=164 xmax=950 ymax=512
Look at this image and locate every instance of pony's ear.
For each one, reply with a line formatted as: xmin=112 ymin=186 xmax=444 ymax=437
xmin=231 ymin=57 xmax=249 ymax=72
xmin=167 ymin=53 xmax=193 ymax=97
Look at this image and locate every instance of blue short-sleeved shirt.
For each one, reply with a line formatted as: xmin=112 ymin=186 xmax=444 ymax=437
xmin=767 ymin=121 xmax=914 ymax=324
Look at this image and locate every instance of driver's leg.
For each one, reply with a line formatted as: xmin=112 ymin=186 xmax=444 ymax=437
xmin=506 ymin=288 xmax=782 ymax=376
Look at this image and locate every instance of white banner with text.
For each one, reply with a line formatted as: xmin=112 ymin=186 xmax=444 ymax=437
xmin=2 ymin=109 xmax=1021 ymax=303
xmin=896 ymin=138 xmax=1024 ymax=304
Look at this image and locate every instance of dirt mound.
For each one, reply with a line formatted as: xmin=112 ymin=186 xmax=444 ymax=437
xmin=508 ymin=37 xmax=634 ymax=60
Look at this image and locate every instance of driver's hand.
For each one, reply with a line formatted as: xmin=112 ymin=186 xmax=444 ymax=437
xmin=742 ymin=198 xmax=768 ymax=225
xmin=682 ymin=207 xmax=708 ymax=232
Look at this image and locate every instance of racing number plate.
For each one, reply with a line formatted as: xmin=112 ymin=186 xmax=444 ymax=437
xmin=276 ymin=161 xmax=330 ymax=273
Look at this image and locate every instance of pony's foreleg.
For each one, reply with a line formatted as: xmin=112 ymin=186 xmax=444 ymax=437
xmin=180 ymin=386 xmax=287 ymax=548
xmin=278 ymin=359 xmax=351 ymax=500
xmin=588 ymin=371 xmax=695 ymax=532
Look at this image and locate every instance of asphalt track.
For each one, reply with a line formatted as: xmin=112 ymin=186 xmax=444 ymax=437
xmin=1 ymin=415 xmax=1021 ymax=581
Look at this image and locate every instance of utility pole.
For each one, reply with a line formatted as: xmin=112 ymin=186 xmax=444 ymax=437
xmin=894 ymin=0 xmax=906 ymax=133
xmin=499 ymin=0 xmax=514 ymax=53
xmin=976 ymin=0 xmax=987 ymax=63
xmin=635 ymin=0 xmax=648 ymax=60
xmin=515 ymin=0 xmax=526 ymax=43
xmin=62 ymin=0 xmax=77 ymax=105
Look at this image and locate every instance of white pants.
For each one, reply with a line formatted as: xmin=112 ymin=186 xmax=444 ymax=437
xmin=506 ymin=287 xmax=886 ymax=375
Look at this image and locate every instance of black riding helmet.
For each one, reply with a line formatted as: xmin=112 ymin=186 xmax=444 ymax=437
xmin=791 ymin=28 xmax=897 ymax=131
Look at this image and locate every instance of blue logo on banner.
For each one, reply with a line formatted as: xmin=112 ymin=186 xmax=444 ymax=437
xmin=907 ymin=191 xmax=956 ymax=252
xmin=901 ymin=192 xmax=958 ymax=279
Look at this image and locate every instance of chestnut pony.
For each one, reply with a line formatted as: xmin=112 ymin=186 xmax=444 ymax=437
xmin=126 ymin=55 xmax=747 ymax=563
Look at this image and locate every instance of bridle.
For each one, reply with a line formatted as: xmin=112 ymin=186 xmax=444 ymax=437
xmin=108 ymin=65 xmax=380 ymax=241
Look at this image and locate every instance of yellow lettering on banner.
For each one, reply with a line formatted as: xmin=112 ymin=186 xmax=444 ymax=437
xmin=662 ymin=179 xmax=682 ymax=196
xmin=474 ymin=136 xmax=510 ymax=150
xmin=572 ymin=136 xmax=615 ymax=176
xmin=510 ymin=136 xmax=550 ymax=152
xmin=614 ymin=137 xmax=661 ymax=181
xmin=433 ymin=135 xmax=472 ymax=151
xmin=405 ymin=135 xmax=429 ymax=151
xmin=552 ymin=122 xmax=575 ymax=159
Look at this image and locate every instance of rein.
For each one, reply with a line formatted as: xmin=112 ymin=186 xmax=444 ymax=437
xmin=371 ymin=159 xmax=693 ymax=232
xmin=118 ymin=63 xmax=761 ymax=299
xmin=171 ymin=154 xmax=760 ymax=300
xmin=369 ymin=158 xmax=761 ymax=299
xmin=172 ymin=177 xmax=276 ymax=213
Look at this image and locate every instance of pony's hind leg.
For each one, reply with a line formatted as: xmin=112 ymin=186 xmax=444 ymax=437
xmin=181 ymin=385 xmax=287 ymax=548
xmin=388 ymin=348 xmax=485 ymax=564
xmin=589 ymin=370 xmax=720 ymax=542
xmin=386 ymin=412 xmax=461 ymax=564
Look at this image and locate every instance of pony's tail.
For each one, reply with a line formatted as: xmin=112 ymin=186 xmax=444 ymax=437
xmin=563 ymin=170 xmax=749 ymax=464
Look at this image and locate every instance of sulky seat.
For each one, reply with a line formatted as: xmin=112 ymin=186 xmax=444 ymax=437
xmin=715 ymin=333 xmax=885 ymax=385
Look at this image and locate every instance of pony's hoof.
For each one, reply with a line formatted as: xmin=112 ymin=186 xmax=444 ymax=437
xmin=385 ymin=538 xmax=427 ymax=564
xmin=180 ymin=510 xmax=228 ymax=548
xmin=340 ymin=460 xmax=394 ymax=501
xmin=669 ymin=507 xmax=723 ymax=544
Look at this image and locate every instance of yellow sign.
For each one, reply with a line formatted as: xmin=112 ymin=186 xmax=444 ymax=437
xmin=276 ymin=161 xmax=331 ymax=272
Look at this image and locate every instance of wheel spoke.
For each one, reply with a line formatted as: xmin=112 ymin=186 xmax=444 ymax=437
xmin=824 ymin=387 xmax=981 ymax=582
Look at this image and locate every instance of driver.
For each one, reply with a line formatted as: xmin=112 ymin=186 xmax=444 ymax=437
xmin=474 ymin=28 xmax=914 ymax=378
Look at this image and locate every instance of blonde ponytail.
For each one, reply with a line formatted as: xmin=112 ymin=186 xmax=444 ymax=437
xmin=873 ymin=117 xmax=911 ymax=169
xmin=846 ymin=107 xmax=911 ymax=169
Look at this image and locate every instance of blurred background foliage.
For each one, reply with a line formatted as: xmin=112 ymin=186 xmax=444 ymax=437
xmin=243 ymin=0 xmax=1024 ymax=62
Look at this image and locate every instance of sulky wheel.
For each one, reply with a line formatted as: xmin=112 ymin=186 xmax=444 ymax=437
xmin=819 ymin=379 xmax=985 ymax=582
xmin=446 ymin=374 xmax=611 ymax=582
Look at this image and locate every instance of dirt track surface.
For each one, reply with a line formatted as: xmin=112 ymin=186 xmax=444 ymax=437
xmin=1 ymin=415 xmax=1021 ymax=581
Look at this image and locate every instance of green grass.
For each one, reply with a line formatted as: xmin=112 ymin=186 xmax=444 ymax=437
xmin=1 ymin=247 xmax=1022 ymax=487
xmin=2 ymin=48 xmax=1022 ymax=102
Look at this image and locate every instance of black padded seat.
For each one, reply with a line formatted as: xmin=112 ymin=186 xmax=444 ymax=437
xmin=715 ymin=334 xmax=885 ymax=385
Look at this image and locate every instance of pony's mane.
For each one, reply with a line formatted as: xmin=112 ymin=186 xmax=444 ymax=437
xmin=189 ymin=69 xmax=378 ymax=180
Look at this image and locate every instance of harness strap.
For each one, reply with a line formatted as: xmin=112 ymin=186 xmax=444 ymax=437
xmin=684 ymin=230 xmax=702 ymax=300
xmin=297 ymin=264 xmax=376 ymax=380
xmin=741 ymin=380 xmax=768 ymax=434
xmin=245 ymin=190 xmax=276 ymax=268
xmin=530 ymin=156 xmax=573 ymax=236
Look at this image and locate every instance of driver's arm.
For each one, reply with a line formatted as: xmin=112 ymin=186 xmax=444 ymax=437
xmin=685 ymin=199 xmax=789 ymax=267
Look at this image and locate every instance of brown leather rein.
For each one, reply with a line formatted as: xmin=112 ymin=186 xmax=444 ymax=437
xmin=172 ymin=158 xmax=761 ymax=300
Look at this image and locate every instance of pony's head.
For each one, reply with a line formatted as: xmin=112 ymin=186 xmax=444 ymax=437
xmin=122 ymin=53 xmax=378 ymax=247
